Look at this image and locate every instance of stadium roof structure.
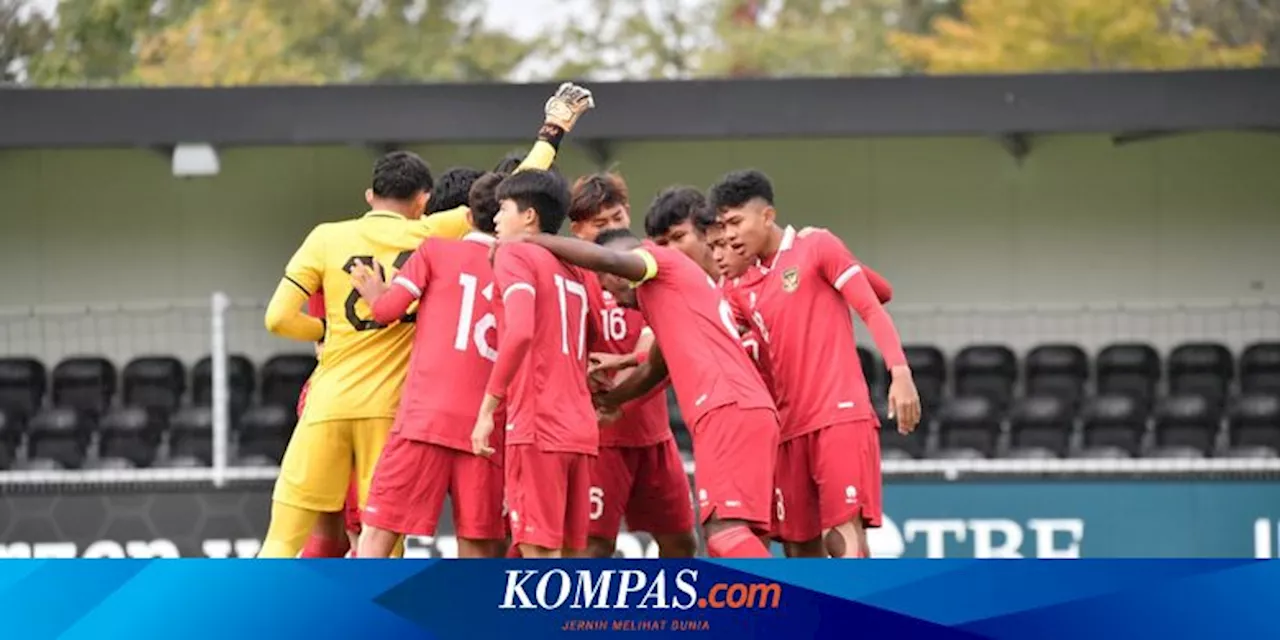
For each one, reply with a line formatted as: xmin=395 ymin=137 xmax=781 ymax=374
xmin=4 ymin=68 xmax=1279 ymax=159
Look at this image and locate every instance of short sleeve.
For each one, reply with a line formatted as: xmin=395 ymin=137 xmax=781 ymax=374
xmin=422 ymin=206 xmax=472 ymax=240
xmin=284 ymin=226 xmax=327 ymax=295
xmin=391 ymin=241 xmax=434 ymax=298
xmin=810 ymin=230 xmax=863 ymax=291
xmin=306 ymin=292 xmax=325 ymax=318
xmin=493 ymin=244 xmax=538 ymax=303
xmin=630 ymin=248 xmax=660 ymax=287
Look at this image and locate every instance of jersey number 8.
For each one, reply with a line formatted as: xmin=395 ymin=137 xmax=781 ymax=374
xmin=342 ymin=253 xmax=416 ymax=331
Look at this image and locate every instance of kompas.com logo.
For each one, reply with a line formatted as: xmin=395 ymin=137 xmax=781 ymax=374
xmin=499 ymin=569 xmax=782 ymax=610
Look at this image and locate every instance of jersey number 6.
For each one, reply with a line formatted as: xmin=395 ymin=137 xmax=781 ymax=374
xmin=342 ymin=252 xmax=416 ymax=331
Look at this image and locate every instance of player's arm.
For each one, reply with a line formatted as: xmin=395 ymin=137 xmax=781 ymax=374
xmin=351 ymin=244 xmax=431 ymax=325
xmin=265 ymin=227 xmax=327 ymax=342
xmin=518 ymin=234 xmax=654 ymax=284
xmin=799 ymin=227 xmax=892 ymax=303
xmin=595 ymin=341 xmax=668 ymax=410
xmin=513 ymin=83 xmax=596 ymax=174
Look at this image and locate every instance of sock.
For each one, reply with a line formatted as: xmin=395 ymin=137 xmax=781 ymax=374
xmin=301 ymin=534 xmax=350 ymax=558
xmin=706 ymin=526 xmax=771 ymax=558
xmin=257 ymin=502 xmax=321 ymax=558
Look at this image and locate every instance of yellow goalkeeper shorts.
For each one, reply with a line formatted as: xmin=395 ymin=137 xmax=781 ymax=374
xmin=272 ymin=417 xmax=393 ymax=513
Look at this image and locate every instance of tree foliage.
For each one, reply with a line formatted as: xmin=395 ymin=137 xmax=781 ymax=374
xmin=889 ymin=0 xmax=1265 ymax=73
xmin=0 ymin=0 xmax=51 ymax=83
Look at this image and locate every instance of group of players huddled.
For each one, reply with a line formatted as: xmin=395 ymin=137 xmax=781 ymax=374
xmin=258 ymin=83 xmax=922 ymax=560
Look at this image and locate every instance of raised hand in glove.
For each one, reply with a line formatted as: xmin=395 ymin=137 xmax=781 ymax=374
xmin=544 ymin=82 xmax=595 ymax=133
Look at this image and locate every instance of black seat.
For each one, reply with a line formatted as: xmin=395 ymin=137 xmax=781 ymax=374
xmin=1080 ymin=394 xmax=1146 ymax=456
xmin=123 ymin=356 xmax=186 ymax=416
xmin=1025 ymin=344 xmax=1089 ymax=408
xmin=1072 ymin=445 xmax=1133 ymax=459
xmin=1241 ymin=343 xmax=1280 ymax=397
xmin=238 ymin=405 xmax=295 ymax=462
xmin=0 ymin=410 xmax=17 ymax=462
xmin=1229 ymin=393 xmax=1280 ymax=454
xmin=1096 ymin=343 xmax=1160 ymax=410
xmin=27 ymin=407 xmax=87 ymax=469
xmin=14 ymin=457 xmax=65 ymax=471
xmin=1153 ymin=394 xmax=1218 ymax=456
xmin=903 ymin=345 xmax=946 ymax=414
xmin=934 ymin=395 xmax=1000 ymax=458
xmin=156 ymin=455 xmax=206 ymax=469
xmin=85 ymin=457 xmax=138 ymax=471
xmin=953 ymin=345 xmax=1017 ymax=410
xmin=169 ymin=406 xmax=213 ymax=465
xmin=0 ymin=357 xmax=46 ymax=423
xmin=193 ymin=355 xmax=256 ymax=419
xmin=235 ymin=453 xmax=278 ymax=468
xmin=261 ymin=354 xmax=317 ymax=410
xmin=1223 ymin=445 xmax=1278 ymax=459
xmin=1008 ymin=395 xmax=1072 ymax=457
xmin=877 ymin=402 xmax=921 ymax=459
xmin=857 ymin=346 xmax=881 ymax=395
xmin=1168 ymin=342 xmax=1234 ymax=410
xmin=1003 ymin=446 xmax=1060 ymax=460
xmin=99 ymin=406 xmax=162 ymax=468
xmin=1147 ymin=445 xmax=1206 ymax=459
xmin=52 ymin=357 xmax=116 ymax=419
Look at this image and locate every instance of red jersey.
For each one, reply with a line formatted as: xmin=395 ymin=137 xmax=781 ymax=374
xmin=746 ymin=226 xmax=907 ymax=441
xmin=587 ymin=283 xmax=672 ymax=448
xmin=631 ymin=243 xmax=775 ymax=428
xmin=368 ymin=233 xmax=500 ymax=453
xmin=487 ymin=242 xmax=598 ymax=455
xmin=721 ymin=275 xmax=776 ymax=401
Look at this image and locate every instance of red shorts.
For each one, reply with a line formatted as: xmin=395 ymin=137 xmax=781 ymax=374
xmin=344 ymin=473 xmax=360 ymax=533
xmin=506 ymin=445 xmax=593 ymax=551
xmin=363 ymin=435 xmax=505 ymax=540
xmin=691 ymin=404 xmax=778 ymax=534
xmin=588 ymin=439 xmax=694 ymax=540
xmin=774 ymin=419 xmax=883 ymax=543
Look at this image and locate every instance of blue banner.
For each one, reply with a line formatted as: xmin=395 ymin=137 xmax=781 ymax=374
xmin=1 ymin=559 xmax=1278 ymax=639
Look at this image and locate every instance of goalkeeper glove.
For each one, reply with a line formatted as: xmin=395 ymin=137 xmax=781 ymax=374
xmin=544 ymin=82 xmax=595 ymax=133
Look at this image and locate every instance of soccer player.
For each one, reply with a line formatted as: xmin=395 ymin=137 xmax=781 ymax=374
xmin=258 ymin=83 xmax=595 ymax=558
xmin=349 ymin=172 xmax=507 ymax=559
xmin=508 ymin=228 xmax=780 ymax=559
xmin=471 ymin=170 xmax=599 ymax=560
xmin=568 ymin=174 xmax=697 ymax=559
xmin=711 ymin=169 xmax=921 ymax=559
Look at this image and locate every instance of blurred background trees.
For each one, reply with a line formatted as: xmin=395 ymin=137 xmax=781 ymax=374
xmin=1 ymin=0 xmax=1273 ymax=86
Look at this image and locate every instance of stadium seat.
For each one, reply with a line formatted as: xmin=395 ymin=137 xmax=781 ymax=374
xmin=193 ymin=355 xmax=256 ymax=419
xmin=85 ymin=457 xmax=138 ymax=471
xmin=953 ymin=345 xmax=1018 ymax=410
xmin=1007 ymin=395 xmax=1072 ymax=457
xmin=0 ymin=410 xmax=17 ymax=464
xmin=13 ymin=457 xmax=65 ymax=471
xmin=156 ymin=455 xmax=206 ymax=469
xmin=933 ymin=395 xmax=1000 ymax=458
xmin=99 ymin=406 xmax=161 ymax=468
xmin=857 ymin=346 xmax=881 ymax=395
xmin=1072 ymin=446 xmax=1133 ymax=459
xmin=51 ymin=356 xmax=116 ymax=419
xmin=880 ymin=448 xmax=914 ymax=462
xmin=122 ymin=356 xmax=186 ymax=415
xmin=237 ymin=405 xmax=294 ymax=462
xmin=1228 ymin=393 xmax=1280 ymax=454
xmin=235 ymin=453 xmax=278 ymax=468
xmin=1096 ymin=343 xmax=1161 ymax=409
xmin=1241 ymin=343 xmax=1280 ymax=397
xmin=169 ymin=406 xmax=213 ymax=465
xmin=903 ymin=345 xmax=946 ymax=414
xmin=27 ymin=407 xmax=87 ymax=469
xmin=1025 ymin=344 xmax=1089 ymax=408
xmin=1167 ymin=342 xmax=1234 ymax=410
xmin=1147 ymin=445 xmax=1207 ymax=459
xmin=0 ymin=357 xmax=47 ymax=423
xmin=1079 ymin=394 xmax=1146 ymax=456
xmin=1003 ymin=447 xmax=1060 ymax=460
xmin=877 ymin=403 xmax=922 ymax=459
xmin=934 ymin=447 xmax=987 ymax=461
xmin=1222 ymin=446 xmax=1278 ymax=459
xmin=261 ymin=355 xmax=317 ymax=410
xmin=1152 ymin=394 xmax=1219 ymax=456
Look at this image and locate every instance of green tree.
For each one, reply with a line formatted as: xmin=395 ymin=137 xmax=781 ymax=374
xmin=0 ymin=0 xmax=52 ymax=84
xmin=890 ymin=0 xmax=1265 ymax=73
xmin=545 ymin=0 xmax=714 ymax=80
xmin=28 ymin=0 xmax=203 ymax=86
xmin=1180 ymin=0 xmax=1280 ymax=65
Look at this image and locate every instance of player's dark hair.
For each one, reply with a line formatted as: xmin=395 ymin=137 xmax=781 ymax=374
xmin=496 ymin=169 xmax=571 ymax=234
xmin=569 ymin=173 xmax=629 ymax=222
xmin=467 ymin=172 xmax=504 ymax=234
xmin=643 ymin=186 xmax=710 ymax=238
xmin=595 ymin=228 xmax=639 ymax=247
xmin=371 ymin=151 xmax=434 ymax=200
xmin=427 ymin=166 xmax=484 ymax=215
xmin=493 ymin=151 xmax=526 ymax=174
xmin=709 ymin=169 xmax=775 ymax=212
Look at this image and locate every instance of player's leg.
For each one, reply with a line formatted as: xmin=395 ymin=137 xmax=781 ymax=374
xmin=583 ymin=446 xmax=635 ymax=558
xmin=775 ymin=432 xmax=826 ymax=558
xmin=301 ymin=511 xmax=351 ymax=558
xmin=561 ymin=453 xmax=594 ymax=558
xmin=260 ymin=419 xmax=354 ymax=558
xmin=343 ymin=472 xmax=362 ymax=553
xmin=359 ymin=435 xmax=450 ymax=558
xmin=452 ymin=451 xmax=508 ymax=558
xmin=626 ymin=440 xmax=697 ymax=558
xmin=816 ymin=420 xmax=882 ymax=558
xmin=506 ymin=445 xmax=568 ymax=559
xmin=694 ymin=406 xmax=777 ymax=558
xmin=352 ymin=418 xmax=405 ymax=558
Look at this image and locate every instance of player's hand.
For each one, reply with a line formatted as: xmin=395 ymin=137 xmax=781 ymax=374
xmin=544 ymin=83 xmax=595 ymax=133
xmin=587 ymin=368 xmax=615 ymax=394
xmin=798 ymin=226 xmax=827 ymax=238
xmin=471 ymin=413 xmax=497 ymax=457
xmin=887 ymin=367 xmax=922 ymax=435
xmin=594 ymin=401 xmax=622 ymax=425
xmin=349 ymin=259 xmax=387 ymax=300
xmin=587 ymin=352 xmax=635 ymax=377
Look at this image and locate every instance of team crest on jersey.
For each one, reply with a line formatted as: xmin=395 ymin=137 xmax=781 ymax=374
xmin=781 ymin=267 xmax=800 ymax=293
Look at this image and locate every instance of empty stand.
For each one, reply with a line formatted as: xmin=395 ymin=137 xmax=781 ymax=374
xmin=877 ymin=402 xmax=922 ymax=459
xmin=85 ymin=457 xmax=138 ymax=471
xmin=933 ymin=395 xmax=1001 ymax=458
xmin=0 ymin=357 xmax=46 ymax=423
xmin=155 ymin=455 xmax=206 ymax=469
xmin=237 ymin=405 xmax=295 ymax=462
xmin=52 ymin=356 xmax=116 ymax=418
xmin=99 ymin=406 xmax=161 ymax=468
xmin=1152 ymin=394 xmax=1219 ymax=456
xmin=193 ymin=355 xmax=256 ymax=418
xmin=27 ymin=407 xmax=87 ymax=469
xmin=1096 ymin=343 xmax=1161 ymax=409
xmin=1229 ymin=393 xmax=1280 ymax=454
xmin=953 ymin=345 xmax=1018 ymax=410
xmin=235 ymin=453 xmax=278 ymax=468
xmin=903 ymin=345 xmax=946 ymax=413
xmin=123 ymin=356 xmax=186 ymax=415
xmin=1007 ymin=395 xmax=1073 ymax=458
xmin=260 ymin=355 xmax=316 ymax=410
xmin=14 ymin=457 xmax=65 ymax=471
xmin=169 ymin=406 xmax=214 ymax=465
xmin=0 ymin=410 xmax=16 ymax=465
xmin=1241 ymin=343 xmax=1280 ymax=397
xmin=1079 ymin=394 xmax=1146 ymax=457
xmin=857 ymin=346 xmax=881 ymax=394
xmin=1167 ymin=342 xmax=1234 ymax=410
xmin=1025 ymin=344 xmax=1089 ymax=408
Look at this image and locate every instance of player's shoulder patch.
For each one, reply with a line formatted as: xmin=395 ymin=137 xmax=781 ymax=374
xmin=781 ymin=266 xmax=800 ymax=293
